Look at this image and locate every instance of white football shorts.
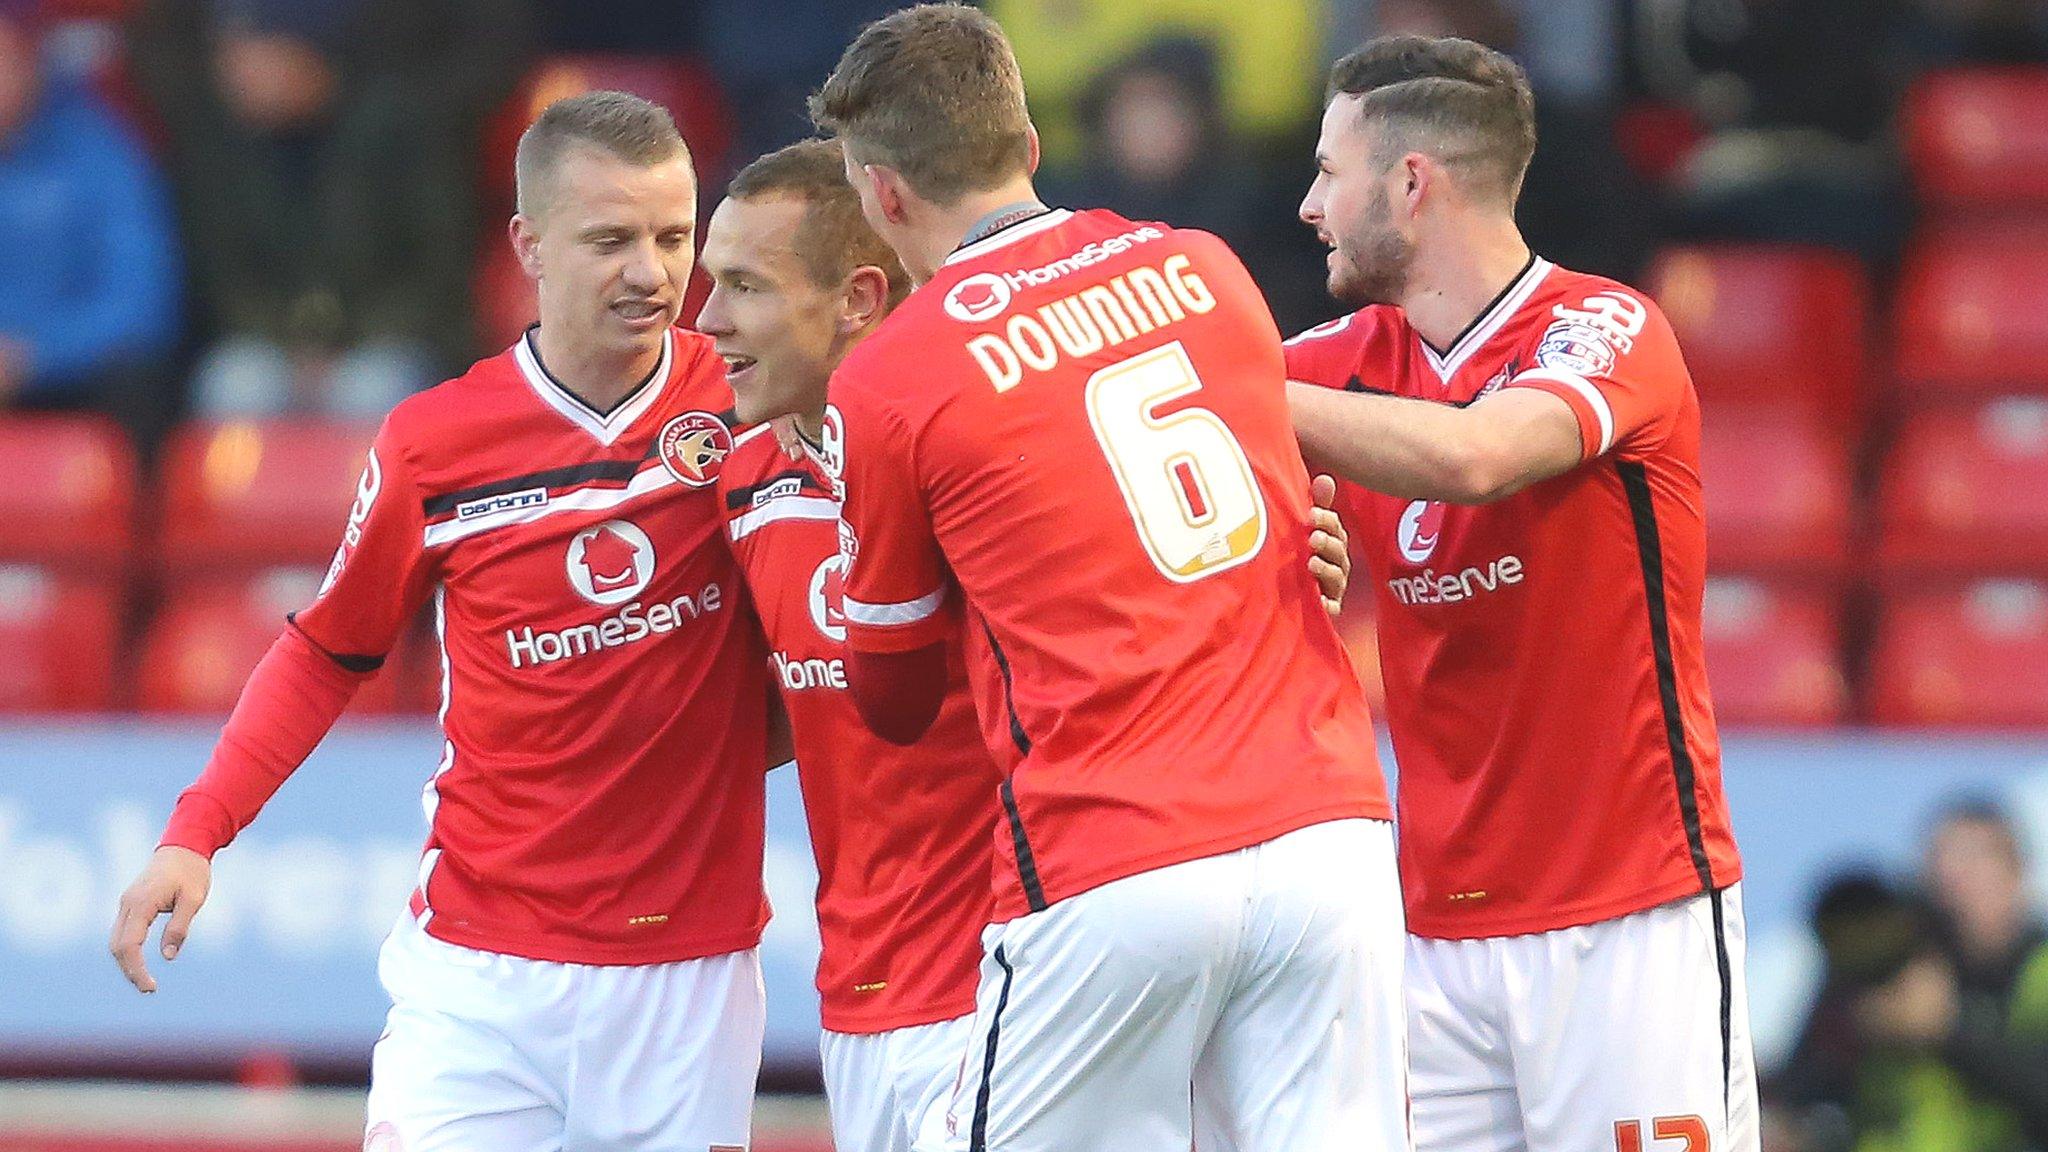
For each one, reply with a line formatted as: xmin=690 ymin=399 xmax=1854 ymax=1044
xmin=364 ymin=917 xmax=765 ymax=1152
xmin=928 ymin=817 xmax=1409 ymax=1152
xmin=823 ymin=1014 xmax=977 ymax=1152
xmin=1407 ymin=883 xmax=1759 ymax=1152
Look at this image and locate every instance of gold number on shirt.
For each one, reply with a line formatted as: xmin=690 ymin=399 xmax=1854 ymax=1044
xmin=1084 ymin=341 xmax=1269 ymax=583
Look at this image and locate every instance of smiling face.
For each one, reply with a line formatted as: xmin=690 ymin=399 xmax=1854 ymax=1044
xmin=696 ymin=194 xmax=847 ymax=426
xmin=1300 ymin=94 xmax=1416 ymax=308
xmin=513 ymin=144 xmax=698 ymax=368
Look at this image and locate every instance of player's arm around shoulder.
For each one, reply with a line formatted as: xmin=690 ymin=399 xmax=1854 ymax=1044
xmin=1284 ymin=284 xmax=1677 ymax=505
xmin=1287 ymin=370 xmax=1583 ymax=506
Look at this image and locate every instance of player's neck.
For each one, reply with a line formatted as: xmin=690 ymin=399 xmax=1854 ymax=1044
xmin=793 ymin=405 xmax=826 ymax=444
xmin=532 ymin=324 xmax=664 ymax=413
xmin=1399 ymin=219 xmax=1533 ymax=355
xmin=914 ymin=178 xmax=1045 ymax=280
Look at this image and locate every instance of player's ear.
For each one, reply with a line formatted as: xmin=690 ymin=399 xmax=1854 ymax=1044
xmin=510 ymin=214 xmax=543 ymax=280
xmin=840 ymin=265 xmax=891 ymax=336
xmin=866 ymin=164 xmax=912 ymax=227
xmin=1025 ymin=122 xmax=1041 ymax=175
xmin=1400 ymin=154 xmax=1430 ymax=214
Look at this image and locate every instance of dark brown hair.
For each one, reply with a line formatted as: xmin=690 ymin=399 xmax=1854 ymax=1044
xmin=808 ymin=3 xmax=1032 ymax=205
xmin=516 ymin=90 xmax=690 ymax=216
xmin=1327 ymin=35 xmax=1536 ymax=204
xmin=727 ymin=138 xmax=911 ymax=307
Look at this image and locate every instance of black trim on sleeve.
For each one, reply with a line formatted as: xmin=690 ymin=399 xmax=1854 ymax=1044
xmin=981 ymin=620 xmax=1047 ymax=911
xmin=284 ymin=614 xmax=385 ymax=674
xmin=968 ymin=944 xmax=1017 ymax=1152
xmin=980 ymin=620 xmax=1031 ymax=757
xmin=1617 ymin=460 xmax=1715 ymax=892
xmin=1000 ymin=780 xmax=1049 ymax=914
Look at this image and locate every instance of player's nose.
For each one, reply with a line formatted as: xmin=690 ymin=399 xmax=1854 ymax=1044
xmin=619 ymin=239 xmax=666 ymax=292
xmin=698 ymin=287 xmax=732 ymax=335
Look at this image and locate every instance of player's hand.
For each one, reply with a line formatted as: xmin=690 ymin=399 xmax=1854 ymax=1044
xmin=1308 ymin=474 xmax=1351 ymax=617
xmin=109 ymin=846 xmax=212 ymax=993
xmin=771 ymin=414 xmax=806 ymax=461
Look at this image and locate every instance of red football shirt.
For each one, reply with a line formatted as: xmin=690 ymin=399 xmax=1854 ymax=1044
xmin=1285 ymin=257 xmax=1742 ymax=939
xmin=717 ymin=425 xmax=993 ymax=1034
xmin=288 ymin=326 xmax=771 ymax=964
xmin=829 ymin=208 xmax=1389 ymax=922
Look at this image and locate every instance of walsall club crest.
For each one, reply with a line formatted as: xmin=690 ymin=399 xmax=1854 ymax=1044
xmin=657 ymin=411 xmax=732 ymax=487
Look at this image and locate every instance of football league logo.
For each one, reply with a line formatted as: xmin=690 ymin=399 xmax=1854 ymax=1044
xmin=808 ymin=554 xmax=849 ymax=642
xmin=943 ymin=273 xmax=1013 ymax=323
xmin=1536 ymin=322 xmax=1618 ymax=379
xmin=815 ymin=405 xmax=847 ymax=481
xmin=1397 ymin=499 xmax=1447 ymax=565
xmin=657 ymin=411 xmax=733 ymax=487
xmin=566 ymin=520 xmax=656 ymax=605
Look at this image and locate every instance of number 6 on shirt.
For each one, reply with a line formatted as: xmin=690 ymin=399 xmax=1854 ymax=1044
xmin=1084 ymin=341 xmax=1268 ymax=583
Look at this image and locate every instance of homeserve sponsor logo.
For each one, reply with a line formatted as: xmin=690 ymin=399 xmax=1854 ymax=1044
xmin=773 ymin=652 xmax=846 ymax=691
xmin=967 ymin=253 xmax=1217 ymax=392
xmin=505 ymin=582 xmax=725 ymax=668
xmin=1386 ymin=557 xmax=1525 ymax=605
xmin=1003 ymin=226 xmax=1164 ymax=290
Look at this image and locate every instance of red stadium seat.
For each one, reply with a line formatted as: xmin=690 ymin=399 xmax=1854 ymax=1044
xmin=0 ymin=415 xmax=136 ymax=571
xmin=158 ymin=421 xmax=378 ymax=572
xmin=1648 ymin=245 xmax=1869 ymax=429
xmin=1870 ymin=579 xmax=2048 ymax=727
xmin=1700 ymin=577 xmax=1850 ymax=727
xmin=0 ymin=566 xmax=122 ymax=711
xmin=1904 ymin=68 xmax=2048 ymax=210
xmin=1879 ymin=397 xmax=2048 ymax=575
xmin=137 ymin=570 xmax=420 ymax=714
xmin=1701 ymin=406 xmax=1854 ymax=576
xmin=1895 ymin=223 xmax=2048 ymax=394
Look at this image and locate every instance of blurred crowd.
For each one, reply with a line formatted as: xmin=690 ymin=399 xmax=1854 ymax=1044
xmin=1777 ymin=801 xmax=2048 ymax=1152
xmin=3 ymin=0 xmax=2046 ymax=452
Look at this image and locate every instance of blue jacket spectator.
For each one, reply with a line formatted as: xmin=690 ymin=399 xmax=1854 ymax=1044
xmin=0 ymin=7 xmax=181 ymax=409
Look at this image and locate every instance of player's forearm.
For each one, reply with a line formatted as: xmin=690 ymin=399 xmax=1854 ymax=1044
xmin=159 ymin=626 xmax=368 ymax=858
xmin=1288 ymin=381 xmax=1498 ymax=504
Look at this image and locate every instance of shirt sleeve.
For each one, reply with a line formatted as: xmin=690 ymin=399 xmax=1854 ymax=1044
xmin=826 ymin=379 xmax=957 ymax=655
xmin=1283 ymin=314 xmax=1361 ymax=390
xmin=1507 ymin=286 xmax=1688 ymax=462
xmin=291 ymin=417 xmax=437 ymax=664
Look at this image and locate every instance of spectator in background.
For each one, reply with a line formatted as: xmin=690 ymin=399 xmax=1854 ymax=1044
xmin=987 ymin=0 xmax=1323 ymax=167
xmin=1777 ymin=827 xmax=2048 ymax=1152
xmin=128 ymin=0 xmax=523 ymax=419
xmin=1925 ymin=801 xmax=2048 ymax=1040
xmin=0 ymin=0 xmax=182 ymax=442
xmin=1038 ymin=36 xmax=1327 ymax=333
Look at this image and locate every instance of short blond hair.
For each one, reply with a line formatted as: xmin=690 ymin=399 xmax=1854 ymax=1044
xmin=515 ymin=90 xmax=691 ymax=216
